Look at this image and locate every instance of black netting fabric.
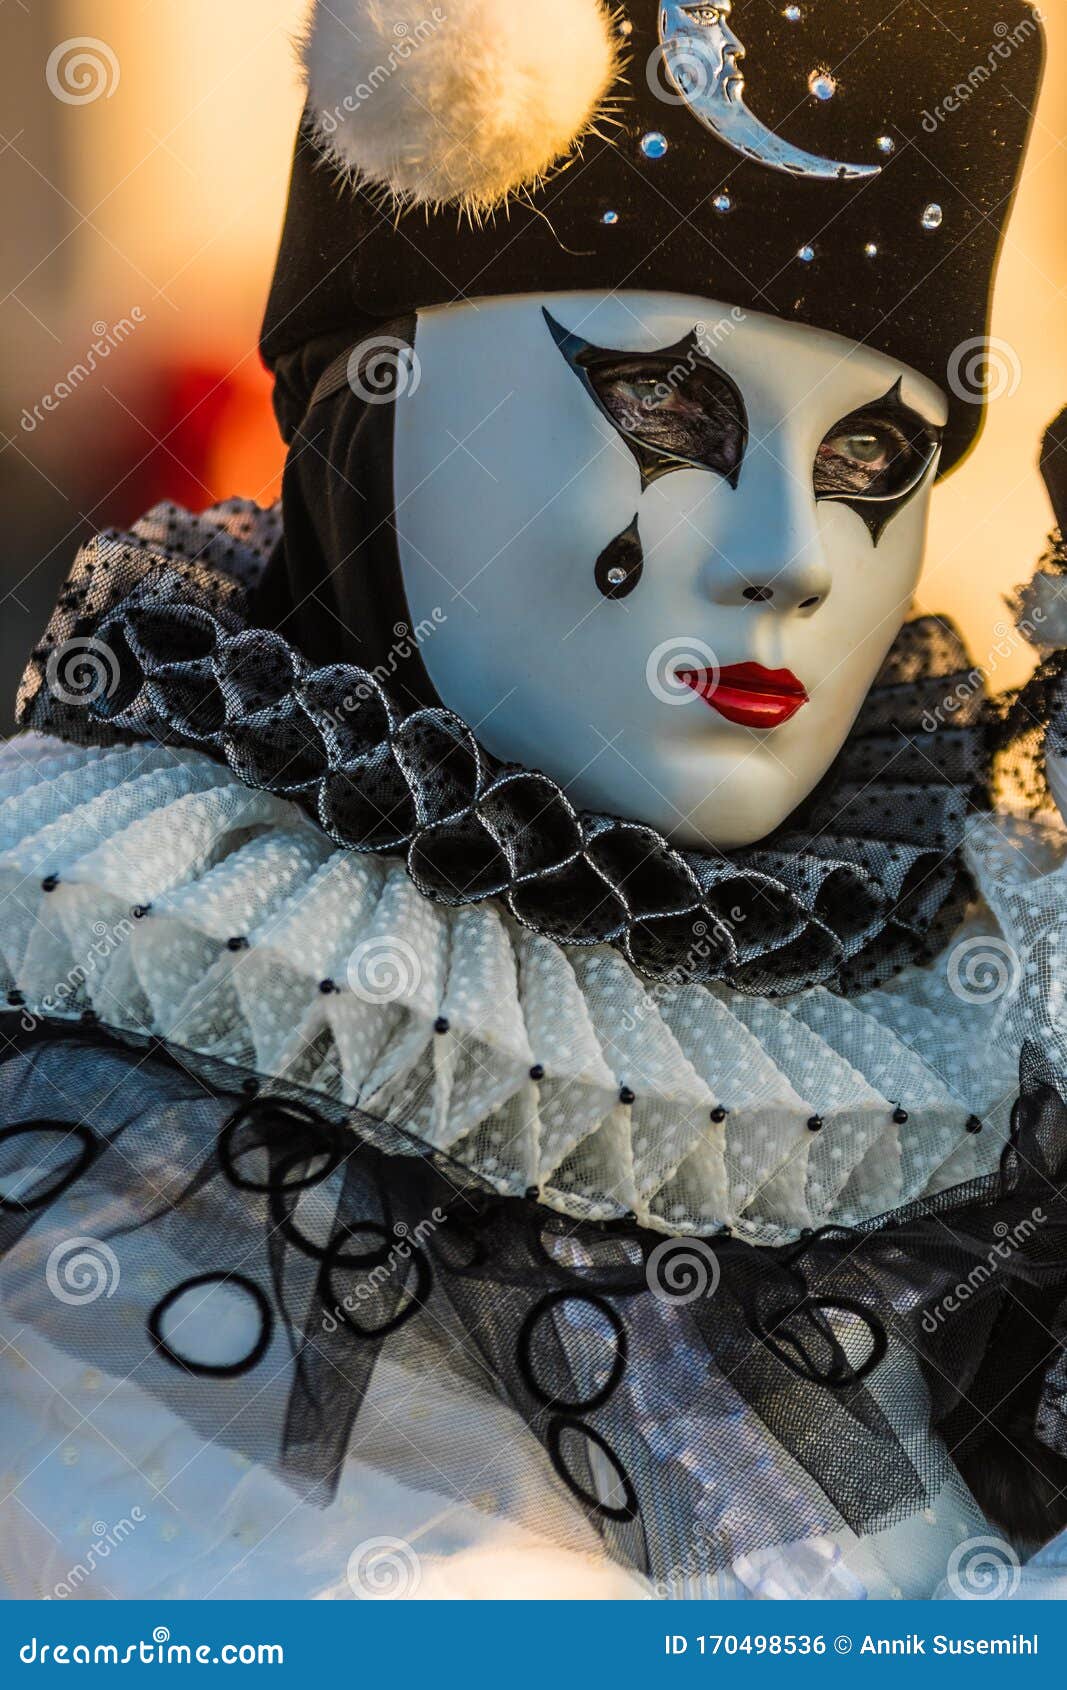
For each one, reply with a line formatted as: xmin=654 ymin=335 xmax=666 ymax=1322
xmin=16 ymin=502 xmax=986 ymax=999
xmin=989 ymin=414 xmax=1067 ymax=812
xmin=992 ymin=539 xmax=1067 ymax=811
xmin=3 ymin=1015 xmax=1067 ymax=1586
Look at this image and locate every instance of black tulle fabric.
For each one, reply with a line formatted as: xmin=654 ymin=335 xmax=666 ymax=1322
xmin=16 ymin=500 xmax=987 ymax=998
xmin=3 ymin=1015 xmax=1067 ymax=1581
xmin=993 ymin=543 xmax=1067 ymax=806
xmin=987 ymin=413 xmax=1067 ymax=808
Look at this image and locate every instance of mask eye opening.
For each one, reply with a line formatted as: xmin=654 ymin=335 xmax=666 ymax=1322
xmin=543 ymin=308 xmax=748 ymax=490
xmin=813 ymin=377 xmax=943 ymax=544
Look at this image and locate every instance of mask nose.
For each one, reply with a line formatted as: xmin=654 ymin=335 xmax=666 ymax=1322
xmin=701 ymin=536 xmax=832 ymax=615
xmin=698 ymin=440 xmax=833 ymax=614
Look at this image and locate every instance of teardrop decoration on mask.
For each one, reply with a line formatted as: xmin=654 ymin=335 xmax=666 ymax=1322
xmin=595 ymin=515 xmax=644 ymax=600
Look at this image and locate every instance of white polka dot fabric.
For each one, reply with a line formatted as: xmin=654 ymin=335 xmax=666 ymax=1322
xmin=0 ymin=1292 xmax=1008 ymax=1601
xmin=2 ymin=733 xmax=1058 ymax=1243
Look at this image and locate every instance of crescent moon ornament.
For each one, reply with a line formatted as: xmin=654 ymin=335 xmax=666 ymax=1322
xmin=657 ymin=2 xmax=881 ymax=182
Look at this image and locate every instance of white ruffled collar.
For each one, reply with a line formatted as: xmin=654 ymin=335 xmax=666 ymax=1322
xmin=16 ymin=498 xmax=984 ymax=1000
xmin=3 ymin=733 xmax=1061 ymax=1241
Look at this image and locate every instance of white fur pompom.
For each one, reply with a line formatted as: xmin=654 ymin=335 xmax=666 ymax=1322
xmin=301 ymin=0 xmax=623 ymax=216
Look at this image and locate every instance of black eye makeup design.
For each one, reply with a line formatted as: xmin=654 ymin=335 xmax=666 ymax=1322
xmin=543 ymin=308 xmax=748 ymax=490
xmin=814 ymin=379 xmax=942 ymax=544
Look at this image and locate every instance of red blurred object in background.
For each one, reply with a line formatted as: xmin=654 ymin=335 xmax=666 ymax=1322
xmin=91 ymin=355 xmax=285 ymax=531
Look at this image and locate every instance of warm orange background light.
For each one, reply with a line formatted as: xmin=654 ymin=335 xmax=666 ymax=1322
xmin=6 ymin=0 xmax=1067 ymax=693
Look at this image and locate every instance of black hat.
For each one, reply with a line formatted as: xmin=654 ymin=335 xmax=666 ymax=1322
xmin=262 ymin=0 xmax=1044 ymax=470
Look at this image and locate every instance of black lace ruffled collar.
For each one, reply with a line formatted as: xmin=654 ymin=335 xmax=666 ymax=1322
xmin=17 ymin=500 xmax=988 ymax=998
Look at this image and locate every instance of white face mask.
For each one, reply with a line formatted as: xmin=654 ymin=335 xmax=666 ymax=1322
xmin=393 ymin=292 xmax=947 ymax=849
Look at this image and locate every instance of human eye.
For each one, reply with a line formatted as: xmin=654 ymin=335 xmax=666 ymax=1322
xmin=544 ymin=310 xmax=748 ymax=488
xmin=813 ymin=381 xmax=942 ymax=542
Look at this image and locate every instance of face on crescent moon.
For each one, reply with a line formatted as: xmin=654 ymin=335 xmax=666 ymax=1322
xmin=659 ymin=1 xmax=880 ymax=180
xmin=664 ymin=1 xmax=744 ymax=100
xmin=391 ymin=292 xmax=947 ymax=851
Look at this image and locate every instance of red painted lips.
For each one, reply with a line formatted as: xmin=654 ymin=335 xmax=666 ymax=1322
xmin=676 ymin=662 xmax=809 ymax=730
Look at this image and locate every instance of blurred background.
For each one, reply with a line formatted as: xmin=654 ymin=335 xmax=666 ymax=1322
xmin=1 ymin=0 xmax=1065 ymax=732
